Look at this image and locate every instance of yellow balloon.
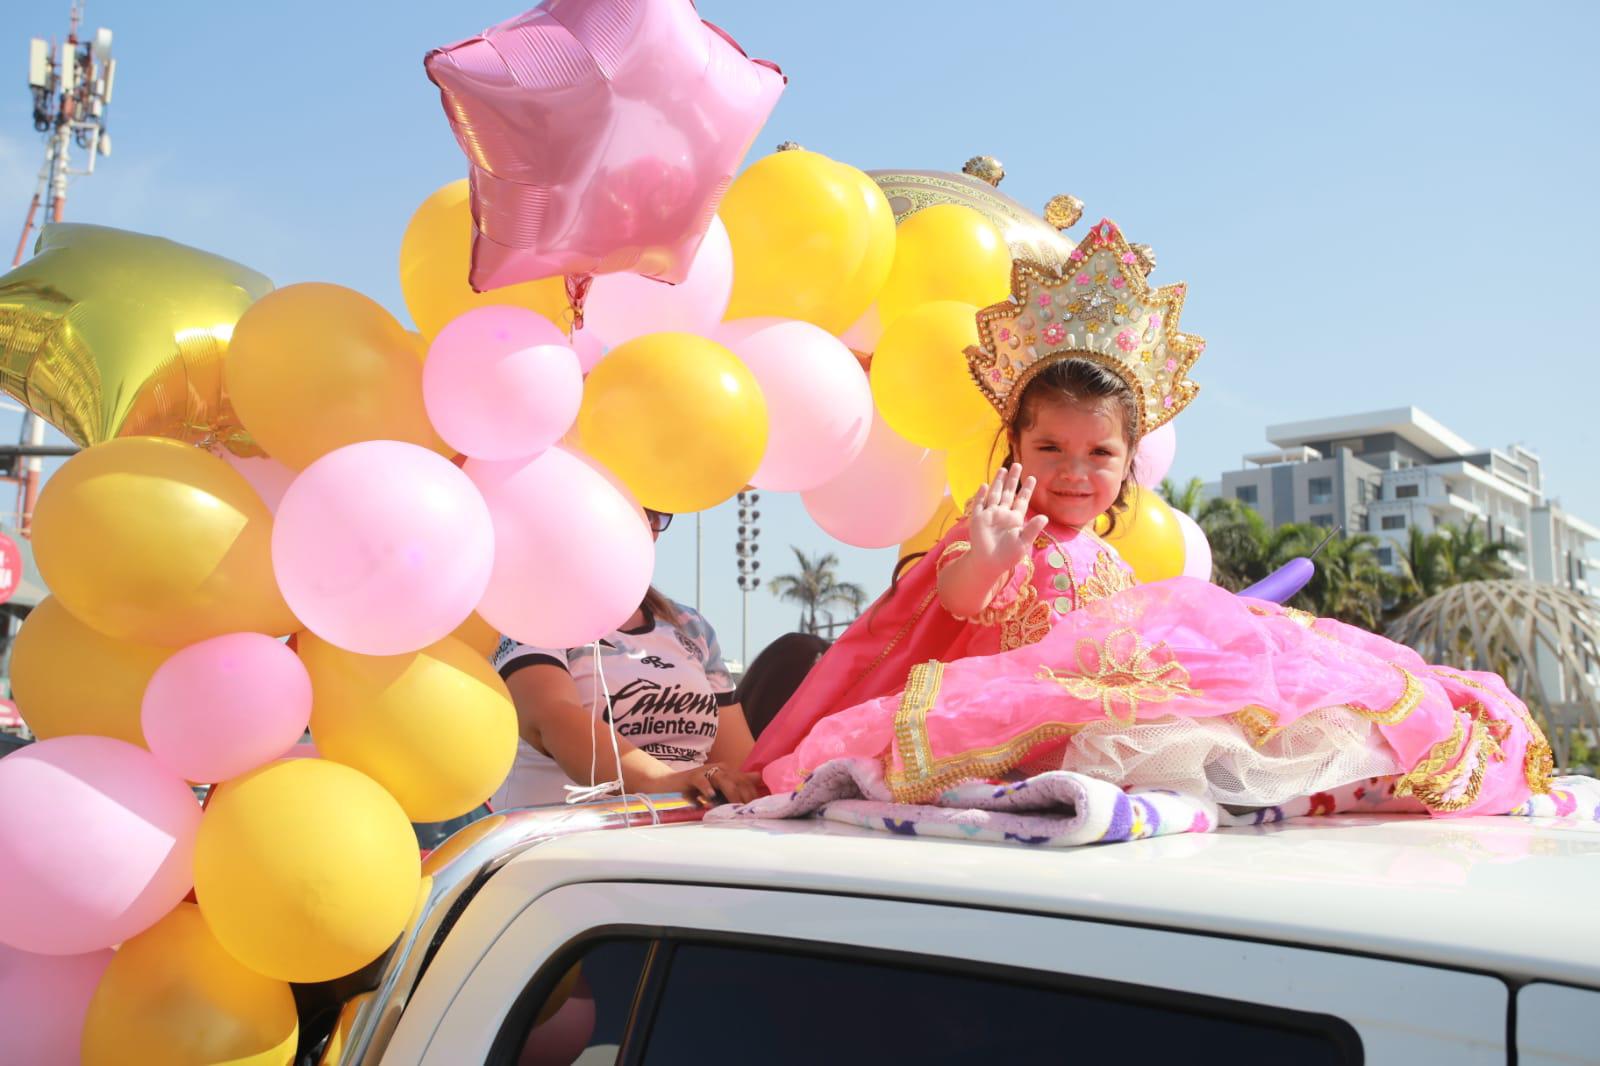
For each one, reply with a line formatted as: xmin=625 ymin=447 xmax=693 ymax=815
xmin=449 ymin=610 xmax=503 ymax=658
xmin=81 ymin=903 xmax=297 ymax=1066
xmin=300 ymin=634 xmax=518 ymax=822
xmin=0 ymin=223 xmax=272 ymax=452
xmin=226 ymin=282 xmax=449 ymax=470
xmin=946 ymin=416 xmax=1007 ymax=507
xmin=194 ymin=758 xmax=421 ymax=983
xmin=31 ymin=438 xmax=297 ymax=646
xmin=876 ymin=204 xmax=1013 ymax=329
xmin=1097 ymin=485 xmax=1186 ymax=583
xmin=833 ymin=162 xmax=899 ymax=325
xmin=722 ymin=150 xmax=896 ymax=334
xmin=870 ymin=301 xmax=994 ymax=449
xmin=399 ymin=180 xmax=570 ymax=339
xmin=10 ymin=597 xmax=174 ymax=746
xmin=899 ymin=495 xmax=959 ymax=563
xmin=578 ymin=332 xmax=768 ymax=513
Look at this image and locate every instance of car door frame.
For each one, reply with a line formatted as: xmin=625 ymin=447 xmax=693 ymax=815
xmin=389 ymin=881 xmax=1511 ymax=1065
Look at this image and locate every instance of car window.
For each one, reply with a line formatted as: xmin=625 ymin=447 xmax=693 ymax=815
xmin=500 ymin=938 xmax=649 ymax=1066
xmin=641 ymin=942 xmax=1356 ymax=1064
xmin=499 ymin=935 xmax=1357 ymax=1065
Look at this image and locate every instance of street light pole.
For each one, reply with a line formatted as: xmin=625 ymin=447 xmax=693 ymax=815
xmin=734 ymin=490 xmax=761 ymax=667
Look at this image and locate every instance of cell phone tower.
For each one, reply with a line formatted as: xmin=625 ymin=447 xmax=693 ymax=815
xmin=8 ymin=2 xmax=113 ymax=529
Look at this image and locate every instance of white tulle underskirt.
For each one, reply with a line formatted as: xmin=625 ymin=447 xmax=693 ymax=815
xmin=1062 ymin=708 xmax=1403 ymax=807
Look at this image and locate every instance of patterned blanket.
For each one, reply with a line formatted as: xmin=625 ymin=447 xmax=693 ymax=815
xmin=706 ymin=758 xmax=1600 ymax=847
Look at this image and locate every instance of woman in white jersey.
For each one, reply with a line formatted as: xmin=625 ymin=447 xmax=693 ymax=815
xmin=489 ymin=508 xmax=762 ymax=809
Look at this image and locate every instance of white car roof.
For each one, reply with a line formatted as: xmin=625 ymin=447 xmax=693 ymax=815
xmin=498 ymin=812 xmax=1600 ymax=987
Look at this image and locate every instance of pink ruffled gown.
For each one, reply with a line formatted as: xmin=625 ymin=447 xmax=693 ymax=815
xmin=748 ymin=517 xmax=1553 ymax=817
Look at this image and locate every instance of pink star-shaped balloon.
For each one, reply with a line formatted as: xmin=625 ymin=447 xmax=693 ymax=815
xmin=426 ymin=0 xmax=784 ymax=292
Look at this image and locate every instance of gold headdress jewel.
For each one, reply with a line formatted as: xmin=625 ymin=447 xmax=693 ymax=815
xmin=965 ymin=218 xmax=1204 ymax=436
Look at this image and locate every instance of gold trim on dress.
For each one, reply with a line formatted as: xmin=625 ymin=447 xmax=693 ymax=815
xmin=1431 ymin=667 xmax=1554 ymax=795
xmin=891 ymin=660 xmax=946 ymax=786
xmin=886 ymin=655 xmax=1091 ymax=804
xmin=1246 ymin=601 xmax=1339 ymax=642
xmin=1232 ymin=705 xmax=1284 ymax=748
xmin=1394 ymin=706 xmax=1504 ymax=813
xmin=999 ymin=599 xmax=1052 ymax=651
xmin=1075 ymin=548 xmax=1137 ymax=608
xmin=1036 ymin=627 xmax=1198 ymax=724
xmin=1282 ymin=606 xmax=1318 ymax=628
xmin=1346 ymin=664 xmax=1425 ymax=726
xmin=886 ymin=721 xmax=1086 ymax=804
xmin=937 ymin=539 xmax=1039 ymax=629
xmin=842 ymin=589 xmax=938 ymax=705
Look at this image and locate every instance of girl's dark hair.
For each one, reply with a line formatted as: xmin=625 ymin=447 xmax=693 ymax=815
xmin=889 ymin=356 xmax=1142 ymax=587
xmin=640 ymin=586 xmax=681 ymax=628
xmin=1008 ymin=358 xmax=1141 ymax=535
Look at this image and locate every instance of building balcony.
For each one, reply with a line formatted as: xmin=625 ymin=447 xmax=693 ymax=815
xmin=1431 ymin=460 xmax=1538 ymax=505
xmin=1422 ymin=493 xmax=1488 ymax=522
xmin=1243 ymin=446 xmax=1322 ymax=467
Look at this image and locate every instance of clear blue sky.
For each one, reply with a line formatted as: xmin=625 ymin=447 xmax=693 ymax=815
xmin=4 ymin=0 xmax=1597 ymax=662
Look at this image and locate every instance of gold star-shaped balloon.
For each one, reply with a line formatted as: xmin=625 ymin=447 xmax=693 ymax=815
xmin=0 ymin=223 xmax=273 ymax=452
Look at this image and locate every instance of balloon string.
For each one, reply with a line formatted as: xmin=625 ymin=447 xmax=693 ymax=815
xmin=563 ymin=641 xmax=659 ymax=826
xmin=563 ymin=273 xmax=593 ymax=335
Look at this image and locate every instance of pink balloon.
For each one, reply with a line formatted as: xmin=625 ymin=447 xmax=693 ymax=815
xmin=571 ymin=328 xmax=609 ymax=374
xmin=425 ymin=0 xmax=785 ymax=290
xmin=1174 ymin=508 xmax=1214 ymax=581
xmin=273 ymin=442 xmax=495 ymax=656
xmin=714 ymin=315 xmax=784 ymax=348
xmin=716 ymin=319 xmax=872 ymax=492
xmin=141 ymin=633 xmax=313 ymax=784
xmin=0 ymin=944 xmax=114 ymax=1064
xmin=802 ymin=414 xmax=947 ymax=548
xmin=0 ymin=736 xmax=200 ymax=955
xmin=216 ymin=450 xmax=296 ymax=513
xmin=1134 ymin=421 xmax=1177 ymax=488
xmin=584 ymin=217 xmax=734 ymax=348
xmin=424 ymin=306 xmax=582 ymax=461
xmin=468 ymin=448 xmax=654 ymax=648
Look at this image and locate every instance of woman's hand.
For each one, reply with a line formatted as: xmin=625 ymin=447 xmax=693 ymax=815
xmin=968 ymin=464 xmax=1049 ymax=573
xmin=675 ymin=762 xmax=762 ymax=806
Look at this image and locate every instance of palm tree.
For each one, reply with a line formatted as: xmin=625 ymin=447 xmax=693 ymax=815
xmin=1194 ymin=496 xmax=1273 ymax=592
xmin=1396 ymin=524 xmax=1450 ymax=602
xmin=769 ymin=548 xmax=869 ymax=635
xmin=1292 ymin=531 xmax=1394 ymax=630
xmin=1194 ymin=500 xmax=1515 ymax=630
xmin=1389 ymin=519 xmax=1516 ymax=619
xmin=1191 ymin=502 xmax=1395 ymax=627
xmin=1158 ymin=476 xmax=1207 ymax=517
xmin=1439 ymin=519 xmax=1516 ymax=583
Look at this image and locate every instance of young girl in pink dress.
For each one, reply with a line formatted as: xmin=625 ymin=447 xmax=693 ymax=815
xmin=747 ymin=219 xmax=1552 ymax=816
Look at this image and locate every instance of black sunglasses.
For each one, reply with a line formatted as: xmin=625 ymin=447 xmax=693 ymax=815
xmin=645 ymin=509 xmax=674 ymax=533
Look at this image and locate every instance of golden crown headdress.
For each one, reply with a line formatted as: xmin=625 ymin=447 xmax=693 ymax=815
xmin=965 ymin=218 xmax=1204 ymax=436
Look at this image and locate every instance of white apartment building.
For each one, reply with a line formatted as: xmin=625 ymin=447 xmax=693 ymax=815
xmin=1215 ymin=408 xmax=1599 ymax=596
